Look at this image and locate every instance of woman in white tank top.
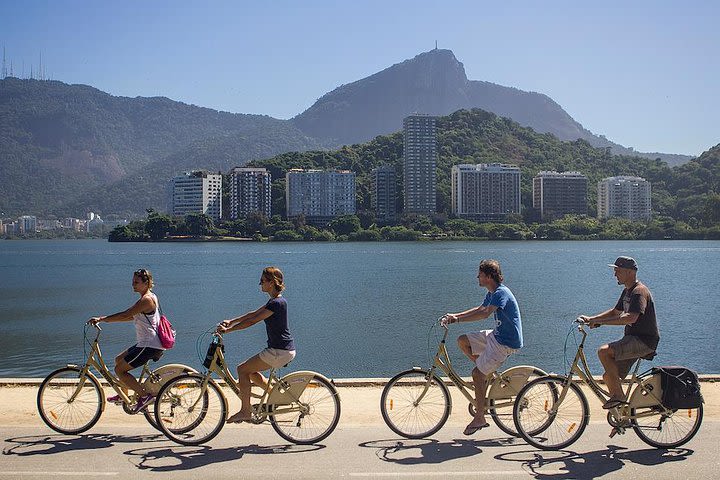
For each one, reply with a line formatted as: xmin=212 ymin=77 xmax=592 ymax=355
xmin=88 ymin=268 xmax=164 ymax=412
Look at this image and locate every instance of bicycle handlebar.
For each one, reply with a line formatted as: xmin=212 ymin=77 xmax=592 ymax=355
xmin=85 ymin=321 xmax=102 ymax=332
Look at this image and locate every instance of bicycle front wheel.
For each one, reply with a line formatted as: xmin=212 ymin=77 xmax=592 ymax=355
xmin=269 ymin=373 xmax=341 ymax=444
xmin=142 ymin=364 xmax=197 ymax=431
xmin=380 ymin=369 xmax=451 ymax=439
xmin=632 ymin=403 xmax=703 ymax=448
xmin=513 ymin=375 xmax=589 ymax=450
xmin=488 ymin=366 xmax=547 ymax=437
xmin=155 ymin=373 xmax=226 ymax=446
xmin=37 ymin=367 xmax=103 ymax=434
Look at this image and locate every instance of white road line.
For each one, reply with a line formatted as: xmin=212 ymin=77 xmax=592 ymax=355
xmin=349 ymin=471 xmax=561 ymax=477
xmin=1 ymin=473 xmax=119 ymax=477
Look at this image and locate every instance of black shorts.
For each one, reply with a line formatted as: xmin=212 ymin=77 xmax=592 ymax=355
xmin=124 ymin=345 xmax=163 ymax=368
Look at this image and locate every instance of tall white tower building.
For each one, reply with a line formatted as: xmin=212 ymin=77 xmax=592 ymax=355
xmin=170 ymin=171 xmax=223 ymax=221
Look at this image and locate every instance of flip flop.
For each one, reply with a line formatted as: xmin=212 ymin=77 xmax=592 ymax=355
xmin=602 ymin=399 xmax=629 ymax=409
xmin=463 ymin=422 xmax=490 ymax=435
xmin=226 ymin=413 xmax=252 ymax=424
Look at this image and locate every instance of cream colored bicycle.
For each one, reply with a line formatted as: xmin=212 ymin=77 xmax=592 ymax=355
xmin=380 ymin=318 xmax=547 ymax=438
xmin=37 ymin=323 xmax=195 ymax=434
xmin=154 ymin=331 xmax=341 ymax=446
xmin=512 ymin=318 xmax=703 ymax=450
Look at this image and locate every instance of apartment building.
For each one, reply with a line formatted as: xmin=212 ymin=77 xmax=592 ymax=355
xmin=169 ymin=170 xmax=223 ymax=221
xmin=533 ymin=171 xmax=588 ymax=221
xmin=597 ymin=176 xmax=652 ymax=221
xmin=371 ymin=164 xmax=397 ymax=222
xmin=285 ymin=169 xmax=355 ymax=225
xmin=451 ymin=163 xmax=521 ymax=222
xmin=229 ymin=167 xmax=272 ymax=219
xmin=403 ymin=115 xmax=437 ymax=215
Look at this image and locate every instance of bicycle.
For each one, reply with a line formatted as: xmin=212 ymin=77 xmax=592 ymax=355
xmin=512 ymin=318 xmax=703 ymax=450
xmin=380 ymin=317 xmax=547 ymax=439
xmin=153 ymin=331 xmax=341 ymax=446
xmin=37 ymin=323 xmax=195 ymax=434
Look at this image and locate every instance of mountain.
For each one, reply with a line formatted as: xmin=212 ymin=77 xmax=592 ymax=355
xmin=0 ymin=50 xmax=700 ymax=217
xmin=291 ymin=49 xmax=692 ymax=165
xmin=0 ymin=78 xmax=321 ymax=216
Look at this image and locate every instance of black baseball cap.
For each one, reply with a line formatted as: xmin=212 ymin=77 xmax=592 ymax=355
xmin=608 ymin=256 xmax=638 ymax=270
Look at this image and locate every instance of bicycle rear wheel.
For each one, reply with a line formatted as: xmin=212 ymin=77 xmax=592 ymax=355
xmin=269 ymin=373 xmax=341 ymax=444
xmin=488 ymin=366 xmax=547 ymax=437
xmin=155 ymin=373 xmax=226 ymax=446
xmin=37 ymin=367 xmax=103 ymax=435
xmin=513 ymin=375 xmax=589 ymax=450
xmin=380 ymin=369 xmax=451 ymax=439
xmin=632 ymin=404 xmax=703 ymax=448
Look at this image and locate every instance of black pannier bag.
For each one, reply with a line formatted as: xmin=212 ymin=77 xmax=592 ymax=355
xmin=653 ymin=366 xmax=703 ymax=409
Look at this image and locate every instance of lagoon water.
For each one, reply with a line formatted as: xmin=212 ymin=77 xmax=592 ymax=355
xmin=1 ymin=239 xmax=718 ymax=378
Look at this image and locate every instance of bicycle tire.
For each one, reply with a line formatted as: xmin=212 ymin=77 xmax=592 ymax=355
xmin=380 ymin=369 xmax=451 ymax=439
xmin=513 ymin=375 xmax=589 ymax=450
xmin=631 ymin=403 xmax=703 ymax=448
xmin=141 ymin=364 xmax=197 ymax=431
xmin=154 ymin=373 xmax=226 ymax=446
xmin=37 ymin=366 xmax=104 ymax=435
xmin=269 ymin=373 xmax=341 ymax=444
xmin=488 ymin=366 xmax=547 ymax=437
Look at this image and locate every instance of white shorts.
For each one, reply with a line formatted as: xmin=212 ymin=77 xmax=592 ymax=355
xmin=466 ymin=330 xmax=517 ymax=375
xmin=258 ymin=348 xmax=296 ymax=368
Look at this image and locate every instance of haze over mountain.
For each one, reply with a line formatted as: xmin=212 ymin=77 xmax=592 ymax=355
xmin=292 ymin=49 xmax=691 ymax=165
xmin=0 ymin=77 xmax=323 ymax=216
xmin=0 ymin=49 xmax=700 ymax=217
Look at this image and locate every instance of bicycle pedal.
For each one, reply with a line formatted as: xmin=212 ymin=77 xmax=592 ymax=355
xmin=609 ymin=428 xmax=618 ymax=438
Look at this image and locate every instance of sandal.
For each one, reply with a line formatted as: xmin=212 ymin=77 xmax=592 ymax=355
xmin=463 ymin=422 xmax=490 ymax=435
xmin=602 ymin=399 xmax=629 ymax=409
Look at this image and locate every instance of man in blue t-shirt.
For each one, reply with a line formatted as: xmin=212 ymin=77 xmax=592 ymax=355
xmin=443 ymin=259 xmax=523 ymax=435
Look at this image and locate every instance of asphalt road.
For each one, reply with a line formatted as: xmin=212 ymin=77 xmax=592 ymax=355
xmin=2 ymin=421 xmax=718 ymax=479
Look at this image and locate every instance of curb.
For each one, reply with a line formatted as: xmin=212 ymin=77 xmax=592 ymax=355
xmin=3 ymin=375 xmax=719 ymax=387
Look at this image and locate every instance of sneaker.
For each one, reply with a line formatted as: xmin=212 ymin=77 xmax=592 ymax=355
xmin=133 ymin=394 xmax=155 ymax=413
xmin=107 ymin=394 xmax=123 ymax=405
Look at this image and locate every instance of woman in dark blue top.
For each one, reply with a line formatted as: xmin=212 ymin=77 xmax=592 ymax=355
xmin=217 ymin=266 xmax=296 ymax=423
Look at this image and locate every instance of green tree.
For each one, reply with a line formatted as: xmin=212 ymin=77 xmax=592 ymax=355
xmin=145 ymin=213 xmax=174 ymax=241
xmin=328 ymin=215 xmax=361 ymax=236
xmin=185 ymin=213 xmax=215 ymax=236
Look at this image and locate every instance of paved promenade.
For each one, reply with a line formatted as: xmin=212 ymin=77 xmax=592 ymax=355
xmin=2 ymin=378 xmax=718 ymax=479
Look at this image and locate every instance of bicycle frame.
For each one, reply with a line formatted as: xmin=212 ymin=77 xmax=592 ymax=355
xmin=194 ymin=334 xmax=309 ymax=423
xmin=420 ymin=325 xmax=502 ymax=409
xmin=552 ymin=323 xmax=662 ymax=423
xmin=69 ymin=325 xmax=153 ymax=407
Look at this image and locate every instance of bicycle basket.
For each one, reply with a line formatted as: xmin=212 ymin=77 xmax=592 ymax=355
xmin=203 ymin=341 xmax=224 ymax=369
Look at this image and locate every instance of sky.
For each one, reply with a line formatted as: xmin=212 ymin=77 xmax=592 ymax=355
xmin=1 ymin=0 xmax=718 ymax=156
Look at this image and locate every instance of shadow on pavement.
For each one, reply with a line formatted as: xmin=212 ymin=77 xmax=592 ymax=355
xmin=2 ymin=433 xmax=165 ymax=456
xmin=495 ymin=444 xmax=694 ymax=479
xmin=358 ymin=436 xmax=520 ymax=465
xmin=125 ymin=443 xmax=325 ymax=471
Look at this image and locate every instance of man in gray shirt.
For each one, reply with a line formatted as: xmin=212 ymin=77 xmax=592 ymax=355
xmin=579 ymin=256 xmax=660 ymax=409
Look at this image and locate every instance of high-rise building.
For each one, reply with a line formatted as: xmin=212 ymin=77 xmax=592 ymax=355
xmin=372 ymin=165 xmax=397 ymax=222
xmin=169 ymin=171 xmax=223 ymax=221
xmin=403 ymin=115 xmax=437 ymax=215
xmin=285 ymin=169 xmax=355 ymax=225
xmin=451 ymin=163 xmax=521 ymax=222
xmin=230 ymin=167 xmax=272 ymax=219
xmin=597 ymin=176 xmax=652 ymax=221
xmin=18 ymin=215 xmax=37 ymax=234
xmin=533 ymin=171 xmax=588 ymax=221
